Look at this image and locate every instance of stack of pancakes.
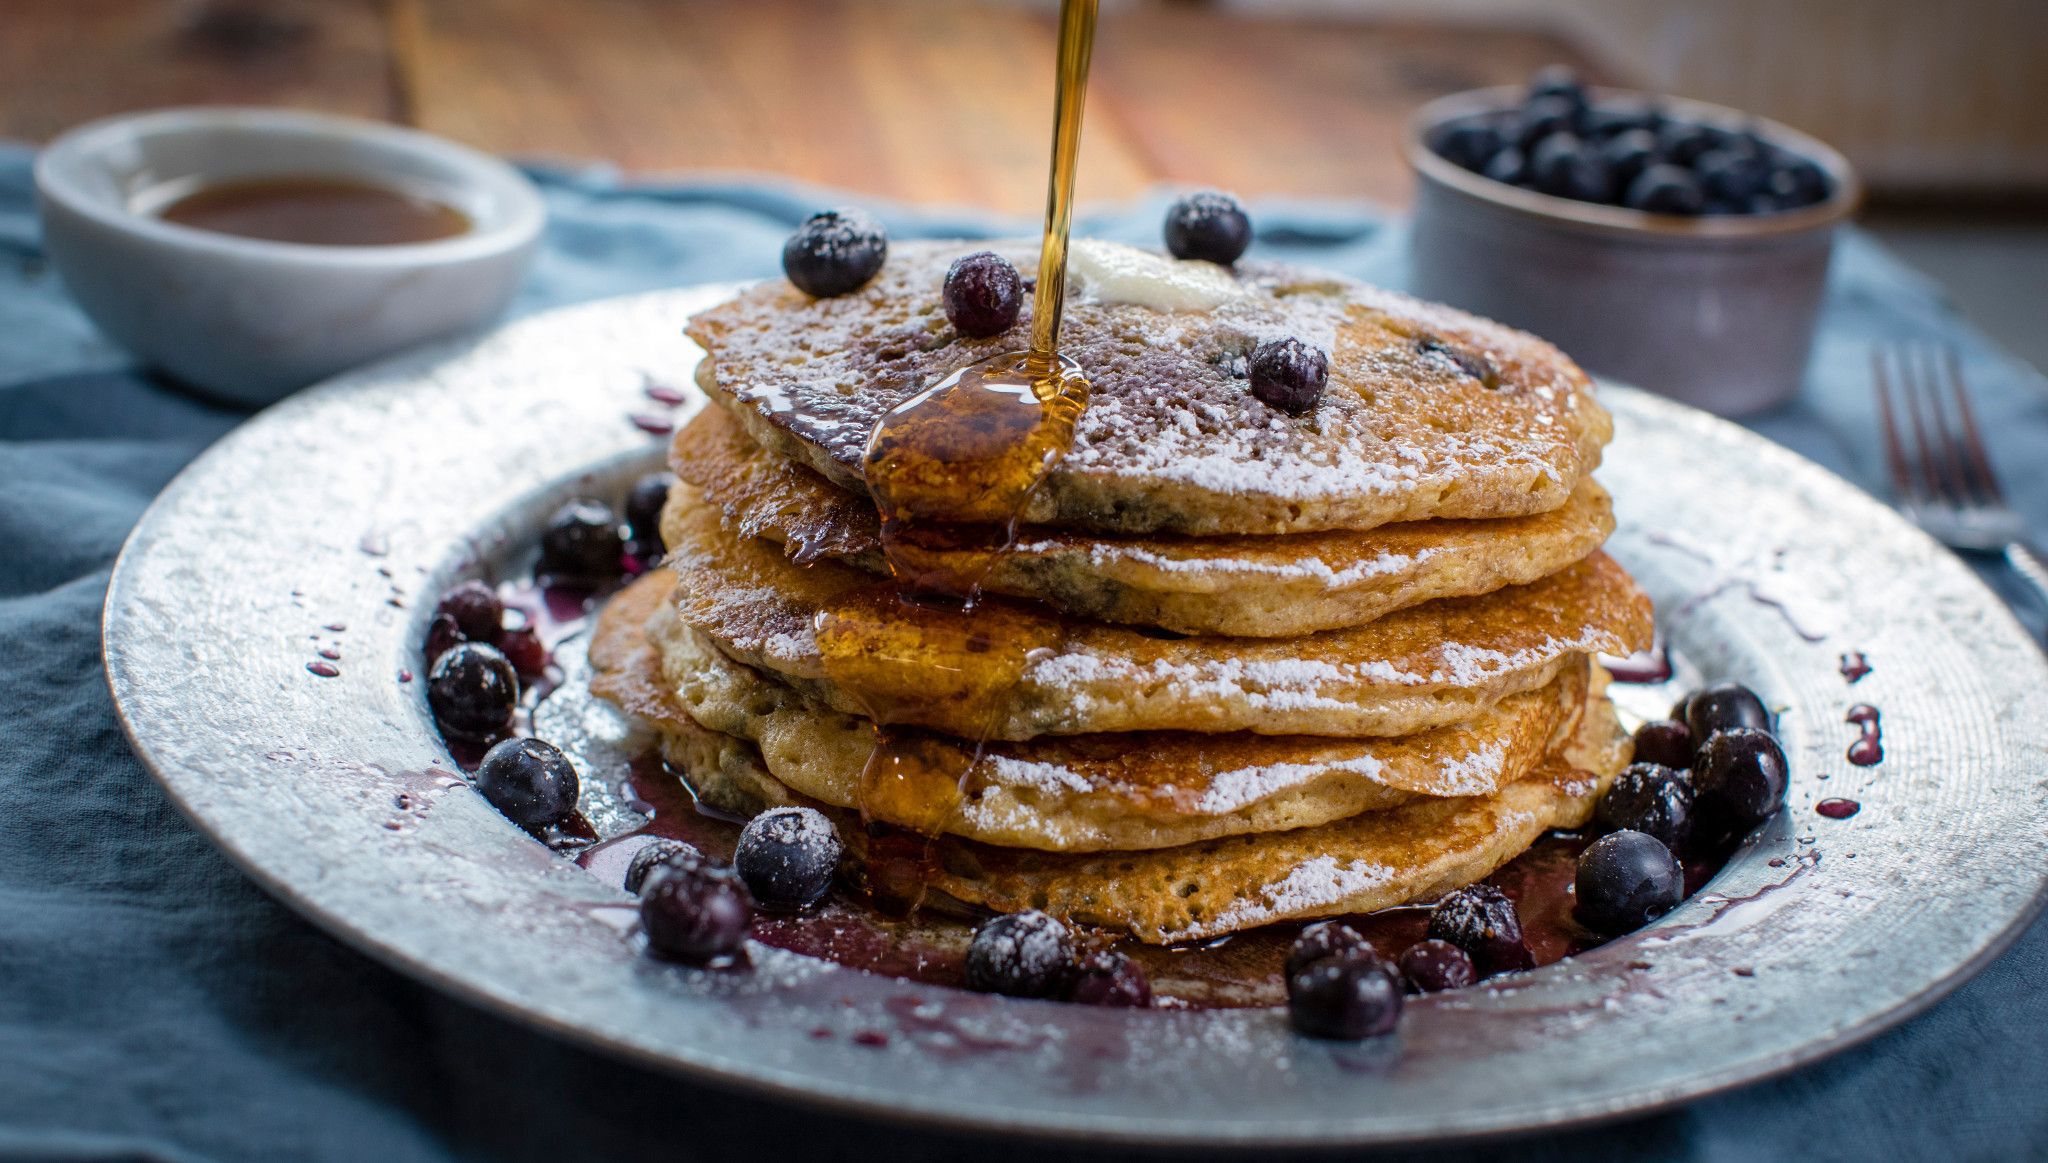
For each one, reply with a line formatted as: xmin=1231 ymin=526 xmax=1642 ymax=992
xmin=594 ymin=241 xmax=1652 ymax=944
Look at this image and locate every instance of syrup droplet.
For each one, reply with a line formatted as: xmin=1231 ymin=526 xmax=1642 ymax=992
xmin=306 ymin=661 xmax=340 ymax=677
xmin=644 ymin=382 xmax=689 ymax=407
xmin=1845 ymin=704 xmax=1882 ymax=766
xmin=1838 ymin=651 xmax=1871 ymax=684
xmin=1816 ymin=798 xmax=1861 ymax=819
xmin=630 ymin=413 xmax=675 ymax=436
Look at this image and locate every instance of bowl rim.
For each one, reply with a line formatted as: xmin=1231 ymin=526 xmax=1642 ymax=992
xmin=33 ymin=106 xmax=546 ymax=268
xmin=1404 ymin=85 xmax=1862 ymax=241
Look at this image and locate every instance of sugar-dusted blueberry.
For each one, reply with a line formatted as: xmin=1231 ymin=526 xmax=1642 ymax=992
xmin=1529 ymin=133 xmax=1612 ymax=202
xmin=1070 ymin=950 xmax=1152 ymax=1007
xmin=538 ymin=498 xmax=626 ymax=583
xmin=965 ymin=910 xmax=1075 ymax=999
xmin=1287 ymin=955 xmax=1403 ymax=1040
xmin=733 ymin=806 xmax=842 ymax=912
xmin=434 ymin=580 xmax=504 ymax=644
xmin=1482 ymin=147 xmax=1528 ymax=186
xmin=625 ymin=472 xmax=675 ymax=548
xmin=1684 ymin=682 xmax=1772 ymax=739
xmin=942 ymin=250 xmax=1026 ymax=339
xmin=1526 ymin=65 xmax=1588 ymax=114
xmin=1416 ymin=336 xmax=1500 ymax=389
xmin=1248 ymin=337 xmax=1328 ymax=415
xmin=639 ymin=859 xmax=754 ymax=965
xmin=1435 ymin=119 xmax=1503 ymax=173
xmin=1596 ymin=762 xmax=1695 ymax=851
xmin=424 ymin=612 xmax=465 ymax=667
xmin=1576 ymin=829 xmax=1684 ymax=934
xmin=1397 ymin=939 xmax=1477 ymax=994
xmin=426 ymin=641 xmax=518 ymax=743
xmin=1692 ymin=727 xmax=1789 ymax=831
xmin=1624 ymin=164 xmax=1707 ymax=215
xmin=474 ymin=737 xmax=580 ymax=830
xmin=782 ymin=208 xmax=888 ymax=298
xmin=1599 ymin=128 xmax=1661 ymax=193
xmin=1286 ymin=920 xmax=1374 ymax=979
xmin=1163 ymin=191 xmax=1253 ymax=266
xmin=1632 ymin=718 xmax=1694 ymax=770
xmin=624 ymin=838 xmax=704 ymax=894
xmin=1426 ymin=883 xmax=1534 ymax=974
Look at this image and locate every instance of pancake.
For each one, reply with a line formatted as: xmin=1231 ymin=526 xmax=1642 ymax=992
xmin=648 ymin=674 xmax=1627 ymax=944
xmin=685 ymin=240 xmax=1609 ymax=536
xmin=603 ymin=578 xmax=1593 ymax=851
xmin=672 ymin=405 xmax=1618 ymax=637
xmin=660 ymin=484 xmax=1653 ymax=740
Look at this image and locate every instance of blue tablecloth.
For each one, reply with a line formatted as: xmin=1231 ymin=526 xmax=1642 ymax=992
xmin=3 ymin=144 xmax=2045 ymax=1162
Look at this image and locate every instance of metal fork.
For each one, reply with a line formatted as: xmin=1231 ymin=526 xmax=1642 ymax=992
xmin=1873 ymin=343 xmax=2048 ymax=613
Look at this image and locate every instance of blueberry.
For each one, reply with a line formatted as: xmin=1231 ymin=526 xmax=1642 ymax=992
xmin=1684 ymin=682 xmax=1772 ymax=739
xmin=1397 ymin=939 xmax=1477 ymax=994
xmin=426 ymin=641 xmax=518 ymax=743
xmin=1692 ymin=727 xmax=1790 ymax=831
xmin=424 ymin=612 xmax=465 ymax=667
xmin=496 ymin=625 xmax=549 ymax=682
xmin=640 ymin=859 xmax=753 ymax=965
xmin=1582 ymin=103 xmax=1658 ymax=139
xmin=1163 ymin=191 xmax=1253 ymax=265
xmin=1767 ymin=158 xmax=1830 ymax=207
xmin=1481 ymin=147 xmax=1528 ymax=186
xmin=538 ymin=499 xmax=625 ymax=583
xmin=1656 ymin=120 xmax=1719 ymax=166
xmin=625 ymin=472 xmax=674 ymax=548
xmin=1287 ymin=955 xmax=1403 ymax=1040
xmin=1070 ymin=950 xmax=1152 ymax=1007
xmin=1596 ymin=762 xmax=1695 ymax=851
xmin=624 ymin=838 xmax=704 ymax=894
xmin=1529 ymin=133 xmax=1613 ymax=202
xmin=1624 ymin=165 xmax=1707 ymax=215
xmin=1247 ymin=338 xmax=1328 ymax=415
xmin=434 ymin=580 xmax=504 ymax=644
xmin=965 ymin=910 xmax=1075 ymax=999
xmin=942 ymin=250 xmax=1025 ymax=338
xmin=1695 ymin=149 xmax=1768 ymax=204
xmin=1435 ymin=119 xmax=1504 ymax=172
xmin=1285 ymin=920 xmax=1374 ymax=979
xmin=1514 ymin=94 xmax=1581 ymax=149
xmin=733 ymin=806 xmax=842 ymax=911
xmin=1575 ymin=829 xmax=1684 ymax=934
xmin=781 ymin=208 xmax=888 ymax=298
xmin=1599 ymin=128 xmax=1661 ymax=193
xmin=474 ymin=737 xmax=580 ymax=829
xmin=1526 ymin=65 xmax=1588 ymax=114
xmin=1426 ymin=883 xmax=1534 ymax=974
xmin=1631 ymin=718 xmax=1695 ymax=771
xmin=1416 ymin=336 xmax=1500 ymax=388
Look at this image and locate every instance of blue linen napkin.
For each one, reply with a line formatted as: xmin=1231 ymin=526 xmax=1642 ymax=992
xmin=2 ymin=143 xmax=2044 ymax=1163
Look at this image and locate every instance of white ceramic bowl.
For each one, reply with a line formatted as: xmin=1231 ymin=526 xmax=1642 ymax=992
xmin=36 ymin=108 xmax=545 ymax=405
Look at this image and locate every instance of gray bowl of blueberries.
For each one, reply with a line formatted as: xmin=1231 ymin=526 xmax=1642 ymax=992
xmin=1406 ymin=68 xmax=1860 ymax=416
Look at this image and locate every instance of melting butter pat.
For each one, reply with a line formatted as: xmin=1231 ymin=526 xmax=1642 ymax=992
xmin=1066 ymin=239 xmax=1244 ymax=313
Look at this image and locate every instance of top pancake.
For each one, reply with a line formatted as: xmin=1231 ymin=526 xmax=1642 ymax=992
xmin=686 ymin=240 xmax=1610 ymax=536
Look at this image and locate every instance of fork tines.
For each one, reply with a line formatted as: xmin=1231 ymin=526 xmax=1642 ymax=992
xmin=1871 ymin=342 xmax=2004 ymax=514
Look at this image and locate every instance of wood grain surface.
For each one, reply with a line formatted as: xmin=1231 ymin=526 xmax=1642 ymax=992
xmin=0 ymin=0 xmax=1598 ymax=212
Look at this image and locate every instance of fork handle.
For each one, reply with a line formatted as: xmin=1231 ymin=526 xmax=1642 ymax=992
xmin=2005 ymin=542 xmax=2048 ymax=623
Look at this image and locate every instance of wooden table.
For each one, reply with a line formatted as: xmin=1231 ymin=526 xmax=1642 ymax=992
xmin=1 ymin=0 xmax=1597 ymax=214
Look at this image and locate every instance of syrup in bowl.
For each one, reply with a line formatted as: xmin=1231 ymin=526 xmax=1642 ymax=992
xmin=149 ymin=175 xmax=471 ymax=246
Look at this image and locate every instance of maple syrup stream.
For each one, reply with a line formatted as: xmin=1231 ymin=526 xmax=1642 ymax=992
xmin=811 ymin=0 xmax=1098 ymax=910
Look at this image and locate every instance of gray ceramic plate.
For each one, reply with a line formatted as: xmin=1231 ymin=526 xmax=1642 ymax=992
xmin=104 ymin=286 xmax=2048 ymax=1148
